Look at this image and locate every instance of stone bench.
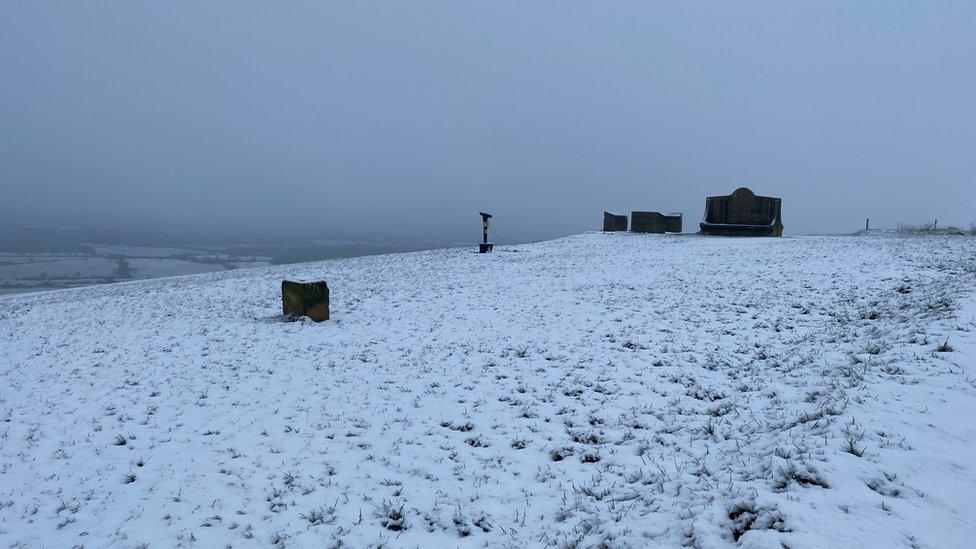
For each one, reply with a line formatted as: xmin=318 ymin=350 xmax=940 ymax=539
xmin=699 ymin=187 xmax=783 ymax=237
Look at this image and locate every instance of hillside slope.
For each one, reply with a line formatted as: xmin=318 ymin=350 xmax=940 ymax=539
xmin=1 ymin=233 xmax=975 ymax=548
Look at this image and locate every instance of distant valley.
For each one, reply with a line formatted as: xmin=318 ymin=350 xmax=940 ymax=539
xmin=0 ymin=226 xmax=453 ymax=295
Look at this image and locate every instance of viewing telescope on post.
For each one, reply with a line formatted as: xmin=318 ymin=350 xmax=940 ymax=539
xmin=479 ymin=212 xmax=493 ymax=253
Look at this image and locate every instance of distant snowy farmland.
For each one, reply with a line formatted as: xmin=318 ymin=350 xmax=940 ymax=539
xmin=0 ymin=233 xmax=974 ymax=547
xmin=0 ymin=247 xmax=272 ymax=295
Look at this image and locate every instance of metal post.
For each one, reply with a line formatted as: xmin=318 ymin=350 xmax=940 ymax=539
xmin=478 ymin=212 xmax=493 ymax=253
xmin=865 ymin=218 xmax=870 ymax=231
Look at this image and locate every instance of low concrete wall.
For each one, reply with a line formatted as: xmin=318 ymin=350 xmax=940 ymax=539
xmin=631 ymin=211 xmax=682 ymax=233
xmin=603 ymin=212 xmax=628 ymax=231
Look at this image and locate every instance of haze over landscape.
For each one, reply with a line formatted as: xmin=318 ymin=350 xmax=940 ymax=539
xmin=3 ymin=1 xmax=974 ymax=247
xmin=3 ymin=3 xmax=976 ymax=548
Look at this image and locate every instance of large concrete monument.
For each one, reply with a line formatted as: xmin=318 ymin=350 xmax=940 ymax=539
xmin=699 ymin=187 xmax=783 ymax=237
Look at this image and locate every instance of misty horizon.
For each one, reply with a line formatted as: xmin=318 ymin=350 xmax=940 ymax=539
xmin=3 ymin=2 xmax=975 ymax=243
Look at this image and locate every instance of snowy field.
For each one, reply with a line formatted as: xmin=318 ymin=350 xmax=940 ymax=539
xmin=1 ymin=233 xmax=975 ymax=548
xmin=0 ymin=250 xmax=271 ymax=295
xmin=0 ymin=256 xmax=230 ymax=281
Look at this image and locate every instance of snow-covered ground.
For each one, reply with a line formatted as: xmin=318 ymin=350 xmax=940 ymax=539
xmin=0 ymin=251 xmax=271 ymax=295
xmin=1 ymin=233 xmax=974 ymax=548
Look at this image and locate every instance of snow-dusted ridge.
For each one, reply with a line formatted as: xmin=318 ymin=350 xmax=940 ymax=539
xmin=1 ymin=233 xmax=975 ymax=548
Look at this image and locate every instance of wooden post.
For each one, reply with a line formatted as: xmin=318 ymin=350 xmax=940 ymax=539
xmin=865 ymin=218 xmax=870 ymax=231
xmin=934 ymin=219 xmax=938 ymax=230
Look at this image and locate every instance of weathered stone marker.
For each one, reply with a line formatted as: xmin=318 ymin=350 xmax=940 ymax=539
xmin=281 ymin=280 xmax=330 ymax=322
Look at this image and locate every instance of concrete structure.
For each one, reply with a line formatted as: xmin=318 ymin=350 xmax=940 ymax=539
xmin=282 ymin=280 xmax=330 ymax=322
xmin=631 ymin=211 xmax=682 ymax=233
xmin=603 ymin=212 xmax=628 ymax=232
xmin=699 ymin=187 xmax=783 ymax=237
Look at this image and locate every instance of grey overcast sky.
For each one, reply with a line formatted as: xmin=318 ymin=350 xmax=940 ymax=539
xmin=1 ymin=1 xmax=974 ymax=241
